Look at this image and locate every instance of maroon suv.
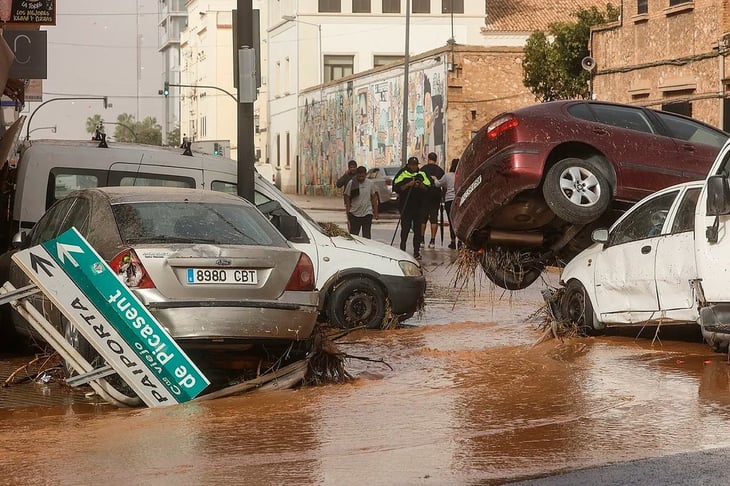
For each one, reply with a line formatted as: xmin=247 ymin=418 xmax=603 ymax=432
xmin=452 ymin=100 xmax=728 ymax=289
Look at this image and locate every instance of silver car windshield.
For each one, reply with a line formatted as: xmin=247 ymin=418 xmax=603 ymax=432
xmin=112 ymin=202 xmax=289 ymax=247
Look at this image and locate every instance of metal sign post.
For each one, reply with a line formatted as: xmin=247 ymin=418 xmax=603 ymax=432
xmin=11 ymin=228 xmax=209 ymax=407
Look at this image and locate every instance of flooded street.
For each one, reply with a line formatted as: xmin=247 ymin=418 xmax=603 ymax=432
xmin=3 ymin=216 xmax=730 ymax=484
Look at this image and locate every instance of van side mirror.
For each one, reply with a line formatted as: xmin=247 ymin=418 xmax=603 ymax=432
xmin=591 ymin=228 xmax=609 ymax=245
xmin=11 ymin=231 xmax=27 ymax=249
xmin=256 ymin=200 xmax=283 ymax=216
xmin=706 ymin=175 xmax=730 ymax=216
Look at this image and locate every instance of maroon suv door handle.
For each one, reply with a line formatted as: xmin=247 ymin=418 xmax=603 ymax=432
xmin=641 ymin=245 xmax=651 ymax=254
xmin=681 ymin=143 xmax=696 ymax=152
xmin=592 ymin=128 xmax=609 ymax=135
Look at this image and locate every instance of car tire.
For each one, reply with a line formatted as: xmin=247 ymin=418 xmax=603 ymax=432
xmin=543 ymin=158 xmax=611 ymax=224
xmin=327 ymin=277 xmax=386 ymax=329
xmin=62 ymin=316 xmax=96 ymax=377
xmin=479 ymin=249 xmax=544 ymax=291
xmin=561 ymin=280 xmax=603 ymax=335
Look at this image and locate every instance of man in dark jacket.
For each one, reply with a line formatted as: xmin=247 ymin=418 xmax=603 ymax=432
xmin=336 ymin=160 xmax=358 ymax=189
xmin=393 ymin=156 xmax=431 ymax=259
xmin=420 ymin=152 xmax=445 ymax=248
xmin=336 ymin=160 xmax=359 ymax=231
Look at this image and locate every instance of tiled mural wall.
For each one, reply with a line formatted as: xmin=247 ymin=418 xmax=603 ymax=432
xmin=300 ymin=60 xmax=447 ymax=195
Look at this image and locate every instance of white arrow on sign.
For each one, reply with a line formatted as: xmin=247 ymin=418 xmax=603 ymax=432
xmin=56 ymin=242 xmax=84 ymax=267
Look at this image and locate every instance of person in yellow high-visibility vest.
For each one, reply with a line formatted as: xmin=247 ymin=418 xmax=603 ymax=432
xmin=393 ymin=156 xmax=431 ymax=259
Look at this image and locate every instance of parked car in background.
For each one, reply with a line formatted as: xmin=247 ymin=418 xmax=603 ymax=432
xmin=452 ymin=99 xmax=729 ymax=290
xmin=2 ymin=187 xmax=319 ymax=386
xmin=559 ymin=180 xmax=703 ymax=336
xmin=367 ymin=165 xmax=402 ymax=209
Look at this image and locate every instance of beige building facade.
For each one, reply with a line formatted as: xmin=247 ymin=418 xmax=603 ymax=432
xmin=590 ymin=0 xmax=730 ymax=130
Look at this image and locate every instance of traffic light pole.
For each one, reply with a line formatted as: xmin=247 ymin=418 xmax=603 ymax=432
xmin=236 ymin=0 xmax=255 ymax=203
xmin=162 ymin=82 xmax=237 ymax=102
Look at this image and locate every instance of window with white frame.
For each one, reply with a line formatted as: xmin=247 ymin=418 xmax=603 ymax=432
xmin=382 ymin=0 xmax=400 ymax=13
xmin=276 ymin=134 xmax=281 ymax=167
xmin=353 ymin=0 xmax=371 ymax=13
xmin=286 ymin=132 xmax=291 ymax=168
xmin=413 ymin=0 xmax=430 ymax=13
xmin=324 ymin=55 xmax=354 ymax=82
xmin=374 ymin=55 xmax=403 ymax=67
xmin=442 ymin=0 xmax=464 ymax=13
xmin=318 ymin=0 xmax=341 ymax=12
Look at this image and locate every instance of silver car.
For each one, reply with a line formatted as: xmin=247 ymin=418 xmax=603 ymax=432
xmin=5 ymin=187 xmax=319 ymax=383
xmin=367 ymin=165 xmax=402 ymax=209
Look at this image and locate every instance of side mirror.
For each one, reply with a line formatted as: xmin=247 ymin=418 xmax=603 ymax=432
xmin=276 ymin=214 xmax=299 ymax=240
xmin=706 ymin=175 xmax=730 ymax=216
xmin=256 ymin=199 xmax=283 ymax=217
xmin=11 ymin=231 xmax=27 ymax=249
xmin=591 ymin=228 xmax=609 ymax=244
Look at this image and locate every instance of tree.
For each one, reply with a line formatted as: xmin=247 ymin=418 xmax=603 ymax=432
xmin=166 ymin=126 xmax=181 ymax=147
xmin=85 ymin=114 xmax=104 ymax=136
xmin=83 ymin=113 xmax=163 ymax=145
xmin=522 ymin=4 xmax=620 ymax=102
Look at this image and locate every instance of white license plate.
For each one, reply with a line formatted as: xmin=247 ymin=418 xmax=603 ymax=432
xmin=186 ymin=268 xmax=258 ymax=285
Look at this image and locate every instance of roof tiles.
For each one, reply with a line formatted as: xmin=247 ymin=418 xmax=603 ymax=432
xmin=484 ymin=0 xmax=613 ymax=32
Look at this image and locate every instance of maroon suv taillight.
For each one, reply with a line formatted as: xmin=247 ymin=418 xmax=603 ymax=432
xmin=109 ymin=248 xmax=155 ymax=289
xmin=486 ymin=114 xmax=518 ymax=140
xmin=285 ymin=253 xmax=315 ymax=291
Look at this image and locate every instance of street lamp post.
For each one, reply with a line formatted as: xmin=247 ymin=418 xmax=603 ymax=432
xmin=28 ymin=125 xmax=57 ymax=136
xmin=26 ymin=96 xmax=109 ymax=141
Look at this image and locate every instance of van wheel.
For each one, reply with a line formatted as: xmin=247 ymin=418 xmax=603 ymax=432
xmin=543 ymin=158 xmax=610 ymax=224
xmin=561 ymin=280 xmax=603 ymax=335
xmin=62 ymin=317 xmax=96 ymax=377
xmin=327 ymin=278 xmax=386 ymax=329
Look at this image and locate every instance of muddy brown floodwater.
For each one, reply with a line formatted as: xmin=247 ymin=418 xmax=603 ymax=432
xmin=3 ymin=240 xmax=730 ymax=485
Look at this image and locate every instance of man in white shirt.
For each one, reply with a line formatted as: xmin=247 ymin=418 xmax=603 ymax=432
xmin=344 ymin=166 xmax=379 ymax=238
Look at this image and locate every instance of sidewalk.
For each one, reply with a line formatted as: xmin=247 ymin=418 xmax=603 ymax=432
xmin=288 ymin=193 xmax=345 ymax=211
xmin=288 ymin=193 xmax=402 ymax=221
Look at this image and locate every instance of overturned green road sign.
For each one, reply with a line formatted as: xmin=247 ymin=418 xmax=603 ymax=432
xmin=12 ymin=228 xmax=209 ymax=406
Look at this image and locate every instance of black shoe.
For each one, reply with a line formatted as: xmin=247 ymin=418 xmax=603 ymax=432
xmin=448 ymin=241 xmax=456 ymax=249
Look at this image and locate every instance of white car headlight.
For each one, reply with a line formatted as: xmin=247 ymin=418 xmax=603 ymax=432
xmin=399 ymin=260 xmax=422 ymax=277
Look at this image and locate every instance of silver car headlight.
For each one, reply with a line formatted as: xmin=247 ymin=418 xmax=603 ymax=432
xmin=399 ymin=260 xmax=422 ymax=277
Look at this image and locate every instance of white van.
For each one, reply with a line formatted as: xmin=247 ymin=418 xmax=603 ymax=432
xmin=4 ymin=139 xmax=425 ymax=329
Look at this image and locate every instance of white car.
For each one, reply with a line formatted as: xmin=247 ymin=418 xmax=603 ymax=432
xmin=559 ymin=180 xmax=704 ymax=335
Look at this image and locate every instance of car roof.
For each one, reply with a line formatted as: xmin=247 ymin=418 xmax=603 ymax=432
xmin=509 ymin=100 xmax=728 ymax=132
xmin=76 ymin=186 xmax=249 ymax=206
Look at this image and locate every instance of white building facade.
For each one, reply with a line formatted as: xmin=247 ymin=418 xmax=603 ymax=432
xmin=174 ymin=0 xmax=268 ymax=162
xmin=267 ymin=0 xmax=487 ymax=193
xmin=158 ymin=0 xmax=188 ymax=143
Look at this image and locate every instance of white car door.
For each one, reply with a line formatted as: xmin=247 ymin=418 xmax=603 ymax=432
xmin=654 ymin=186 xmax=701 ymax=318
xmin=593 ymin=190 xmax=680 ymax=323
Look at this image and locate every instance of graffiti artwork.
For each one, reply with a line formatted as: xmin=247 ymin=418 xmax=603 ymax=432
xmin=300 ymin=60 xmax=446 ymax=194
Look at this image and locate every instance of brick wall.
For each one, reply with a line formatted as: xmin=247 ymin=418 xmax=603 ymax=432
xmin=591 ymin=0 xmax=727 ymax=128
xmin=446 ymin=46 xmax=535 ymax=160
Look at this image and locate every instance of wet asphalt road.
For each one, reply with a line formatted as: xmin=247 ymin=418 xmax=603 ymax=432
xmin=2 ymin=197 xmax=730 ymax=484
